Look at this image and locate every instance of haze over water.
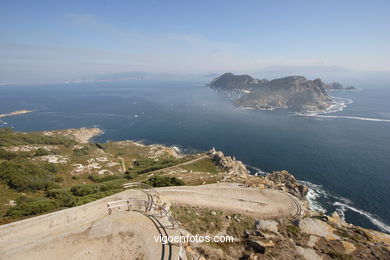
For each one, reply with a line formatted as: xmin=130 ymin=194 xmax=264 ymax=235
xmin=1 ymin=79 xmax=390 ymax=233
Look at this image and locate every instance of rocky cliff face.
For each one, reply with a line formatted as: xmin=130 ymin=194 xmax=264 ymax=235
xmin=208 ymin=148 xmax=249 ymax=176
xmin=209 ymin=73 xmax=334 ymax=112
xmin=259 ymin=170 xmax=309 ymax=199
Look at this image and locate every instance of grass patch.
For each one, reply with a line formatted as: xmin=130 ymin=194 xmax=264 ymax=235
xmin=0 ymin=128 xmax=76 ymax=147
xmin=180 ymin=158 xmax=221 ymax=173
xmin=226 ymin=214 xmax=255 ymax=237
xmin=171 ymin=205 xmax=224 ymax=234
xmin=286 ymin=224 xmax=300 ymax=237
xmin=128 ymin=158 xmax=178 ymax=174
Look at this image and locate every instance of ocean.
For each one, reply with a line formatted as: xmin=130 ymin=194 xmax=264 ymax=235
xmin=1 ymin=79 xmax=390 ymax=233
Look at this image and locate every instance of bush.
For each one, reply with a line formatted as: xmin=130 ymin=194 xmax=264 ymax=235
xmin=0 ymin=148 xmax=18 ymax=160
xmin=54 ymin=176 xmax=64 ymax=183
xmin=143 ymin=176 xmax=185 ymax=187
xmin=71 ymin=184 xmax=100 ymax=196
xmin=88 ymin=174 xmax=123 ymax=183
xmin=46 ymin=189 xmax=76 ymax=207
xmin=34 ymin=148 xmax=51 ymax=157
xmin=0 ymin=128 xmax=77 ymax=147
xmin=129 ymin=158 xmax=177 ymax=175
xmin=6 ymin=197 xmax=58 ymax=218
xmin=0 ymin=161 xmax=58 ymax=191
xmin=73 ymin=146 xmax=89 ymax=156
xmin=70 ymin=180 xmax=123 ymax=196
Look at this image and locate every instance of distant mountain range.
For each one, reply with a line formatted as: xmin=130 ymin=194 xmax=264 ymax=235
xmin=208 ymin=73 xmax=356 ymax=112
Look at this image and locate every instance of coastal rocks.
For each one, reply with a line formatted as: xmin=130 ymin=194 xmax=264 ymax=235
xmin=43 ymin=127 xmax=103 ymax=143
xmin=298 ymin=218 xmax=339 ymax=240
xmin=255 ymin=220 xmax=279 ymax=233
xmin=208 ymin=148 xmax=249 ymax=176
xmin=260 ymin=170 xmax=308 ymax=198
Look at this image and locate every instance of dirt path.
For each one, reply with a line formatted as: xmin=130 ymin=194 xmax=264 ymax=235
xmin=157 ymin=183 xmax=300 ymax=219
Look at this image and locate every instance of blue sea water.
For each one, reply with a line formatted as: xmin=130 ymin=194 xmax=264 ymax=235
xmin=1 ymin=80 xmax=390 ymax=233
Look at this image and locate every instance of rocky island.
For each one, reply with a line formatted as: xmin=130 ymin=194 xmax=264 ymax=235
xmin=0 ymin=128 xmax=389 ymax=259
xmin=209 ymin=73 xmax=356 ymax=112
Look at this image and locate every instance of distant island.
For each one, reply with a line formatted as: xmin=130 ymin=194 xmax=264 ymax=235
xmin=209 ymin=73 xmax=356 ymax=112
xmin=0 ymin=110 xmax=35 ymax=118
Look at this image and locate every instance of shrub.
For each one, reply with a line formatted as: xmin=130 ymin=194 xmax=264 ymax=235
xmin=73 ymin=147 xmax=89 ymax=156
xmin=88 ymin=174 xmax=123 ymax=183
xmin=6 ymin=197 xmax=58 ymax=218
xmin=34 ymin=148 xmax=51 ymax=157
xmin=143 ymin=176 xmax=185 ymax=187
xmin=54 ymin=176 xmax=64 ymax=183
xmin=70 ymin=180 xmax=123 ymax=196
xmin=0 ymin=129 xmax=77 ymax=147
xmin=0 ymin=161 xmax=58 ymax=191
xmin=46 ymin=189 xmax=76 ymax=207
xmin=129 ymin=158 xmax=177 ymax=175
xmin=71 ymin=184 xmax=100 ymax=196
xmin=0 ymin=148 xmax=18 ymax=160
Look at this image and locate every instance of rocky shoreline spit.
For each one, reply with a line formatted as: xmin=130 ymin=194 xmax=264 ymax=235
xmin=0 ymin=110 xmax=35 ymax=118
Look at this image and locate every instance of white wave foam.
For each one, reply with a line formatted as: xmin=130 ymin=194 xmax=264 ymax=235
xmin=171 ymin=145 xmax=182 ymax=154
xmin=246 ymin=165 xmax=268 ymax=176
xmin=333 ymin=202 xmax=390 ymax=233
xmin=300 ymin=181 xmax=328 ymax=213
xmin=302 ymin=114 xmax=390 ymax=123
xmin=299 ymin=180 xmax=390 ymax=233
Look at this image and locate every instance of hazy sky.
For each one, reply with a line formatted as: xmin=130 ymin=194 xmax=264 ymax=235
xmin=1 ymin=0 xmax=389 ymax=83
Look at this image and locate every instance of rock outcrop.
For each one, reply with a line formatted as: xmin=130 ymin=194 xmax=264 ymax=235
xmin=258 ymin=170 xmax=308 ymax=199
xmin=207 ymin=148 xmax=249 ymax=176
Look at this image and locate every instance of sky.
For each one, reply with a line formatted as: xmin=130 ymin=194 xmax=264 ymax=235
xmin=0 ymin=0 xmax=389 ymax=83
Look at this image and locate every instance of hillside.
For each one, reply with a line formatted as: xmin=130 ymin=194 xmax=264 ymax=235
xmin=0 ymin=128 xmax=389 ymax=259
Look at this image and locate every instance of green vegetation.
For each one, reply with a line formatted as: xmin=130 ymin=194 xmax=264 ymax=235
xmin=73 ymin=146 xmax=90 ymax=156
xmin=34 ymin=148 xmax=58 ymax=157
xmin=143 ymin=175 xmax=184 ymax=187
xmin=171 ymin=206 xmax=224 ymax=234
xmin=128 ymin=158 xmax=178 ymax=175
xmin=0 ymin=161 xmax=60 ymax=192
xmin=286 ymin=224 xmax=300 ymax=237
xmin=0 ymin=148 xmax=18 ymax=160
xmin=0 ymin=128 xmax=76 ymax=147
xmin=180 ymin=158 xmax=221 ymax=173
xmin=226 ymin=214 xmax=255 ymax=237
xmin=71 ymin=180 xmax=123 ymax=196
xmin=88 ymin=174 xmax=124 ymax=183
xmin=6 ymin=197 xmax=58 ymax=218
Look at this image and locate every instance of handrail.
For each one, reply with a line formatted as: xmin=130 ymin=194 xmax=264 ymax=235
xmin=107 ymin=198 xmax=180 ymax=229
xmin=123 ymin=182 xmax=162 ymax=204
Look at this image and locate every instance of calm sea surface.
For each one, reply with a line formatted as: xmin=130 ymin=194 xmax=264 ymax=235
xmin=1 ymin=80 xmax=390 ymax=233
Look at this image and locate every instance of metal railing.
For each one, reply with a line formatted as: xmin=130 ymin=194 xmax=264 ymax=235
xmin=123 ymin=182 xmax=162 ymax=204
xmin=107 ymin=199 xmax=179 ymax=230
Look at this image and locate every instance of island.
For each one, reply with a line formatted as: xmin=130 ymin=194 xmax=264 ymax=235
xmin=0 ymin=110 xmax=35 ymax=118
xmin=209 ymin=73 xmax=357 ymax=112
